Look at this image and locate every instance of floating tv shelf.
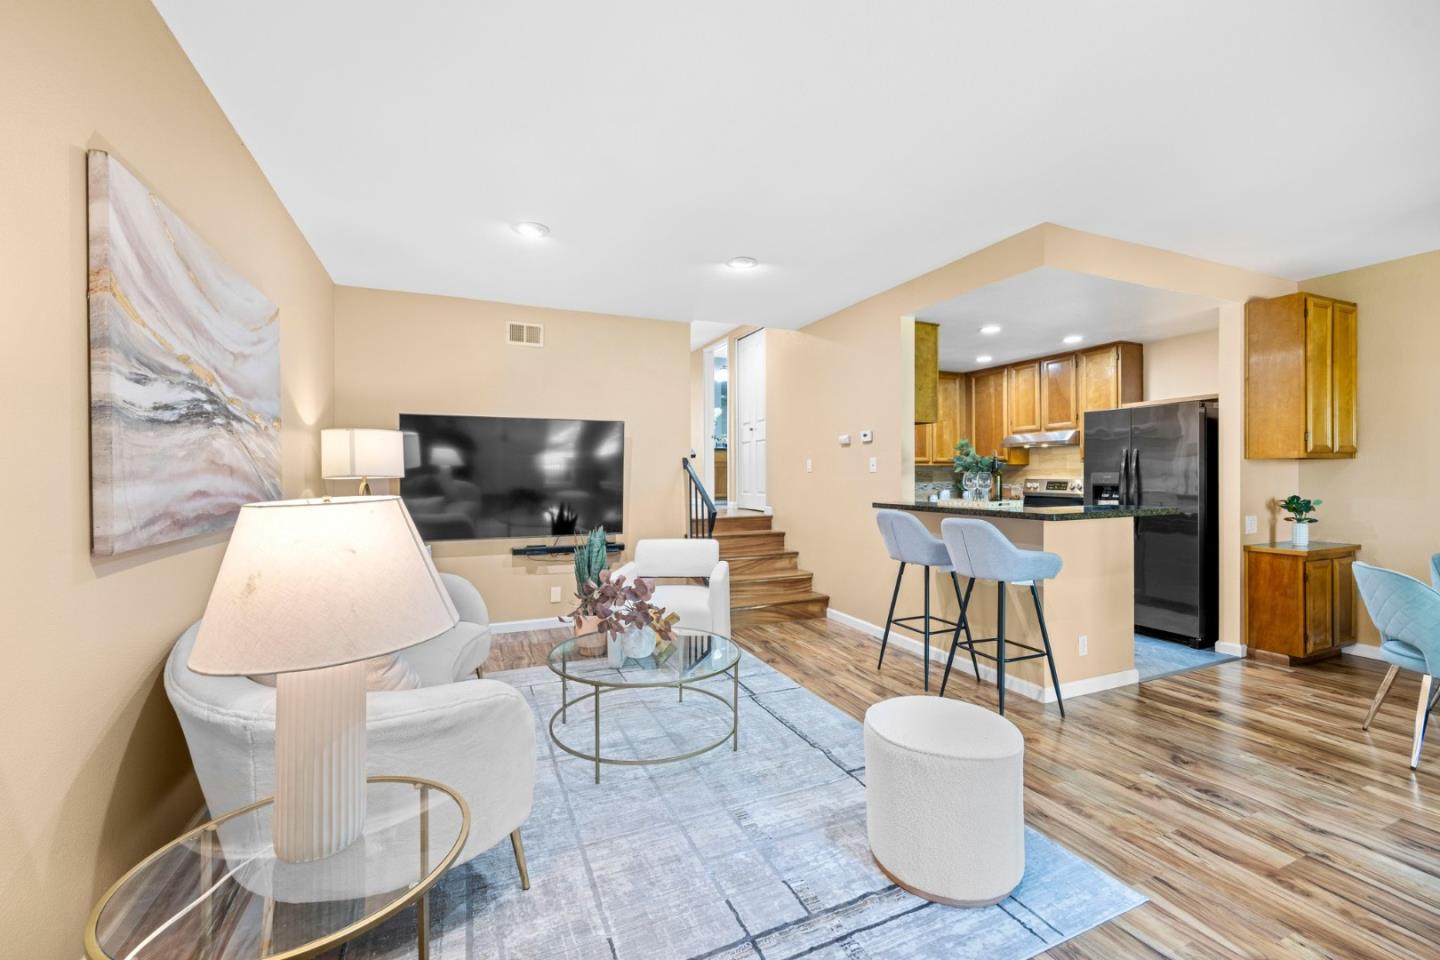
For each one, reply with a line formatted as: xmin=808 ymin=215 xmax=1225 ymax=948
xmin=510 ymin=542 xmax=625 ymax=558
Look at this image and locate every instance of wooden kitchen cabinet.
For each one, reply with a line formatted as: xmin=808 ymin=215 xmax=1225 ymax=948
xmin=1040 ymin=354 xmax=1079 ymax=430
xmin=915 ymin=320 xmax=939 ymax=424
xmin=1244 ymin=541 xmax=1359 ymax=663
xmin=1078 ymin=342 xmax=1144 ymax=414
xmin=969 ymin=368 xmax=1028 ymax=464
xmin=1006 ymin=361 xmax=1042 ymax=434
xmin=916 ymin=371 xmax=964 ymax=465
xmin=1245 ymin=293 xmax=1358 ymax=459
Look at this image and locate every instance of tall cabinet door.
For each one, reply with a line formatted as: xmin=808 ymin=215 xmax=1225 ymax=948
xmin=1041 ymin=355 xmax=1078 ymax=430
xmin=934 ymin=373 xmax=962 ymax=464
xmin=1007 ymin=362 xmax=1042 ymax=434
xmin=1303 ymin=296 xmax=1335 ymax=455
xmin=970 ymin=369 xmax=1007 ymax=457
xmin=1331 ymin=301 xmax=1358 ymax=456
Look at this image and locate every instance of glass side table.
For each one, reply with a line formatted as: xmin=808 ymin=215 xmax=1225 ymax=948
xmin=85 ymin=776 xmax=469 ymax=960
xmin=548 ymin=629 xmax=741 ymax=783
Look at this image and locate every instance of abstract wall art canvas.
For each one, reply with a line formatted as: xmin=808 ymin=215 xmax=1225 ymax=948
xmin=87 ymin=150 xmax=281 ymax=556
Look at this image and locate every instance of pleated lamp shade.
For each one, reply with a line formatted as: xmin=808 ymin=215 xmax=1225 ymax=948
xmin=190 ymin=496 xmax=458 ymax=677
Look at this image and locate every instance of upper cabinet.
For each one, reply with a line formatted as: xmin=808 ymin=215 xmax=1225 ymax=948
xmin=915 ymin=321 xmax=940 ymax=424
xmin=1245 ymin=293 xmax=1358 ymax=459
xmin=1040 ymin=354 xmax=1079 ymax=430
xmin=1077 ymin=343 xmax=1144 ymax=414
xmin=1006 ymin=361 xmax=1042 ymax=434
xmin=916 ymin=371 xmax=964 ymax=465
xmin=970 ymin=368 xmax=1029 ymax=464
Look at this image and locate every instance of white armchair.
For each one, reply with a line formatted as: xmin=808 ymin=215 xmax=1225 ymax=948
xmin=614 ymin=538 xmax=731 ymax=637
xmin=163 ymin=573 xmax=535 ymax=882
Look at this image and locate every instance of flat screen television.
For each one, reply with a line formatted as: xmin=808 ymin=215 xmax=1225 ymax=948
xmin=398 ymin=414 xmax=624 ymax=541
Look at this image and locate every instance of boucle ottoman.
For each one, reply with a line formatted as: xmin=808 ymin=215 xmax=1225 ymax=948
xmin=864 ymin=695 xmax=1025 ymax=905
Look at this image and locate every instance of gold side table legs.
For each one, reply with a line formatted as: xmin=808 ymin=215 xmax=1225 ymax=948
xmin=511 ymin=829 xmax=531 ymax=890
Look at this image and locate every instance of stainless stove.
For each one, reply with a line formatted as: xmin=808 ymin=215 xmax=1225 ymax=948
xmin=1022 ymin=477 xmax=1083 ymax=507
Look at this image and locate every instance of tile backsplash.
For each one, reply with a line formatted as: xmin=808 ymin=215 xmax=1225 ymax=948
xmin=914 ymin=446 xmax=1083 ymax=501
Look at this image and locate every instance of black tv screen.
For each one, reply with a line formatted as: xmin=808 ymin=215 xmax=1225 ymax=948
xmin=398 ymin=414 xmax=624 ymax=541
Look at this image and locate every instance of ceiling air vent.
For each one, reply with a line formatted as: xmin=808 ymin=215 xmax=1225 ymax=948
xmin=507 ymin=321 xmax=544 ymax=347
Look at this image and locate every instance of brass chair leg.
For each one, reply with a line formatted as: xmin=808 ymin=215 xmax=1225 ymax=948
xmin=1412 ymin=674 xmax=1435 ymax=771
xmin=510 ymin=829 xmax=531 ymax=890
xmin=1362 ymin=664 xmax=1399 ymax=730
xmin=475 ymin=666 xmax=484 ymax=680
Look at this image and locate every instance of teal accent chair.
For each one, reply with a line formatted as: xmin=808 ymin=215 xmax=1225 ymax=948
xmin=1352 ymin=561 xmax=1440 ymax=769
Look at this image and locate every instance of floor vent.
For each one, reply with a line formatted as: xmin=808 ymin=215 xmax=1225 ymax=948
xmin=507 ymin=321 xmax=544 ymax=347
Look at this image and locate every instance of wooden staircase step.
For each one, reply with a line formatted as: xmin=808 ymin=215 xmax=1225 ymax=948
xmin=733 ymin=591 xmax=830 ymax=626
xmin=716 ymin=530 xmax=786 ymax=557
xmin=714 ymin=513 xmax=773 ymax=532
xmin=730 ymin=570 xmax=815 ymax=604
xmin=725 ymin=550 xmax=800 ymax=575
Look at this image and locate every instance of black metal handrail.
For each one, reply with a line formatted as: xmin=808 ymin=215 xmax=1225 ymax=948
xmin=682 ymin=456 xmax=718 ymax=538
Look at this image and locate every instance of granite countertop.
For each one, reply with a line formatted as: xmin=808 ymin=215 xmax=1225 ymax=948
xmin=872 ymin=499 xmax=1183 ymax=521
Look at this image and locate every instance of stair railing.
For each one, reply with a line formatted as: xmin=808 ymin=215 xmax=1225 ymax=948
xmin=682 ymin=456 xmax=718 ymax=538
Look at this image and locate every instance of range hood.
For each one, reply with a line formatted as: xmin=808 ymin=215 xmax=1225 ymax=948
xmin=1000 ymin=429 xmax=1080 ymax=448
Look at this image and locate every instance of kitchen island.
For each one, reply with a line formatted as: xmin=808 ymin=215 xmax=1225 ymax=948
xmin=872 ymin=500 xmax=1181 ymax=703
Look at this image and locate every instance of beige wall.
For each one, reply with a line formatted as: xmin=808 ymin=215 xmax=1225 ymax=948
xmin=0 ymin=1 xmax=336 ymax=956
xmin=1300 ymin=250 xmax=1440 ymax=648
xmin=1143 ymin=325 xmax=1219 ymax=401
xmin=332 ymin=287 xmax=690 ymax=623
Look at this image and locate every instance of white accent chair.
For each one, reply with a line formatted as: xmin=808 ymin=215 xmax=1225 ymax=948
xmin=164 ymin=573 xmax=535 ymax=882
xmin=613 ymin=539 xmax=731 ymax=637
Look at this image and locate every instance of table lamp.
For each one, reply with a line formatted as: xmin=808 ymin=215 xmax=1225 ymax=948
xmin=322 ymin=428 xmax=405 ymax=494
xmin=189 ymin=496 xmax=458 ymax=862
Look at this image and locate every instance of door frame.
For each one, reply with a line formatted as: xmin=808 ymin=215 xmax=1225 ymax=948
xmin=735 ymin=329 xmax=768 ymax=512
xmin=702 ymin=340 xmax=728 ymax=499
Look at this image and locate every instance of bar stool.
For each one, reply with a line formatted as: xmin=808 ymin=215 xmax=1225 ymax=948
xmin=874 ymin=510 xmax=976 ymax=691
xmin=937 ymin=518 xmax=1065 ymax=717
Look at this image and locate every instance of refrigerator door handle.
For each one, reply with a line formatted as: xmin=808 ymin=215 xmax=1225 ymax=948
xmin=1119 ymin=446 xmax=1130 ymax=506
xmin=1130 ymin=448 xmax=1140 ymax=506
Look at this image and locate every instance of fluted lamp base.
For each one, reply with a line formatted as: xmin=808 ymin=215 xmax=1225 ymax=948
xmin=274 ymin=661 xmax=368 ymax=863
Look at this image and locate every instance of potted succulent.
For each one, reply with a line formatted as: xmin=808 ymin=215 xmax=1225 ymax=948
xmin=567 ymin=527 xmax=610 ymax=655
xmin=1279 ymin=494 xmax=1323 ymax=547
xmin=565 ymin=569 xmax=681 ymax=666
xmin=953 ymin=438 xmax=1004 ymax=501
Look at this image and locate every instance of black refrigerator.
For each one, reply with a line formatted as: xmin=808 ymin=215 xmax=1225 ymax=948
xmin=1083 ymin=399 xmax=1218 ymax=648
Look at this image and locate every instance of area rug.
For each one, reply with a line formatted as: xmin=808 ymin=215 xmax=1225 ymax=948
xmin=350 ymin=650 xmax=1145 ymax=959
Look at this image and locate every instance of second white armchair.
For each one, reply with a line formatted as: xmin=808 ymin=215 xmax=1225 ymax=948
xmin=614 ymin=538 xmax=731 ymax=638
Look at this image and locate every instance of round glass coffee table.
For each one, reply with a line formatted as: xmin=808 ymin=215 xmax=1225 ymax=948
xmin=84 ymin=776 xmax=468 ymax=960
xmin=548 ymin=630 xmax=740 ymax=783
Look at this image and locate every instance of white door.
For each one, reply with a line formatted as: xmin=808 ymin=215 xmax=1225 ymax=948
xmin=736 ymin=330 xmax=767 ymax=510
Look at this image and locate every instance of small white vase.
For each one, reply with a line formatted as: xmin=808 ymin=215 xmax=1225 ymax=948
xmin=622 ymin=628 xmax=658 ymax=660
xmin=1290 ymin=522 xmax=1311 ymax=548
xmin=606 ymin=633 xmax=625 ymax=668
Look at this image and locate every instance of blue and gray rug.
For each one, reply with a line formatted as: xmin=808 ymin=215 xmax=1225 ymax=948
xmin=354 ymin=650 xmax=1144 ymax=959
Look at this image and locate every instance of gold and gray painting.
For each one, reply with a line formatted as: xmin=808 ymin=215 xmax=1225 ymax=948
xmin=87 ymin=150 xmax=280 ymax=556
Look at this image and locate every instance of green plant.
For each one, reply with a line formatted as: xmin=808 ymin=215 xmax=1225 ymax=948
xmin=952 ymin=438 xmax=1002 ymax=477
xmin=1279 ymin=494 xmax=1323 ymax=524
xmin=573 ymin=526 xmax=609 ymax=595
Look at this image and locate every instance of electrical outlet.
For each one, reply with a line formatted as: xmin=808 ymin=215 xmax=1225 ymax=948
xmin=860 ymin=430 xmax=873 ymax=443
xmin=1245 ymin=515 xmax=1258 ymax=534
xmin=805 ymin=458 xmax=813 ymax=473
xmin=868 ymin=456 xmax=878 ymax=473
xmin=1078 ymin=635 xmax=1088 ymax=656
xmin=550 ymin=585 xmax=562 ymax=603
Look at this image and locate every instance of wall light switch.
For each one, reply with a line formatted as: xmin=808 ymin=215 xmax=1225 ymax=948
xmin=868 ymin=456 xmax=878 ymax=473
xmin=805 ymin=458 xmax=813 ymax=473
xmin=1078 ymin=635 xmax=1088 ymax=656
xmin=550 ymin=585 xmax=562 ymax=603
xmin=838 ymin=434 xmax=852 ymax=446
xmin=1244 ymin=515 xmax=1258 ymax=535
xmin=860 ymin=430 xmax=873 ymax=443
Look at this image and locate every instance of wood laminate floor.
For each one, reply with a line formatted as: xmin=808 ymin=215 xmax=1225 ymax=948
xmin=495 ymin=619 xmax=1439 ymax=960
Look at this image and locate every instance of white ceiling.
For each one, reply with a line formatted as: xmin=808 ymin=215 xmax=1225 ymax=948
xmin=920 ymin=268 xmax=1222 ymax=371
xmin=690 ymin=321 xmax=737 ymax=351
xmin=154 ymin=1 xmax=1440 ymax=331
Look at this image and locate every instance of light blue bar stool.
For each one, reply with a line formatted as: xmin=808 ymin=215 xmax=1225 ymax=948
xmin=938 ymin=518 xmax=1065 ymax=717
xmin=875 ymin=510 xmax=975 ymax=691
xmin=1353 ymin=560 xmax=1440 ymax=770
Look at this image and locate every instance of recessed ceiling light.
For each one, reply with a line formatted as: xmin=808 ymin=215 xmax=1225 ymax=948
xmin=1063 ymin=334 xmax=1084 ymax=345
xmin=726 ymin=256 xmax=759 ymax=271
xmin=975 ymin=354 xmax=993 ymax=364
xmin=513 ymin=221 xmax=550 ymax=240
xmin=980 ymin=324 xmax=1002 ymax=335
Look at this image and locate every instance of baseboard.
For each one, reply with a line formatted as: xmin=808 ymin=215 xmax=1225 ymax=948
xmin=491 ymin=616 xmax=567 ymax=635
xmin=1215 ymin=641 xmax=1247 ymax=658
xmin=1341 ymin=642 xmax=1385 ymax=662
xmin=826 ymin=609 xmax=1137 ymax=704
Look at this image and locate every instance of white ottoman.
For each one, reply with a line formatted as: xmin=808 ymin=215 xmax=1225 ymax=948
xmin=864 ymin=696 xmax=1025 ymax=906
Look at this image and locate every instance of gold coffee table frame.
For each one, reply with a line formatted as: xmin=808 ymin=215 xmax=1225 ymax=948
xmin=83 ymin=775 xmax=469 ymax=960
xmin=548 ymin=632 xmax=740 ymax=783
